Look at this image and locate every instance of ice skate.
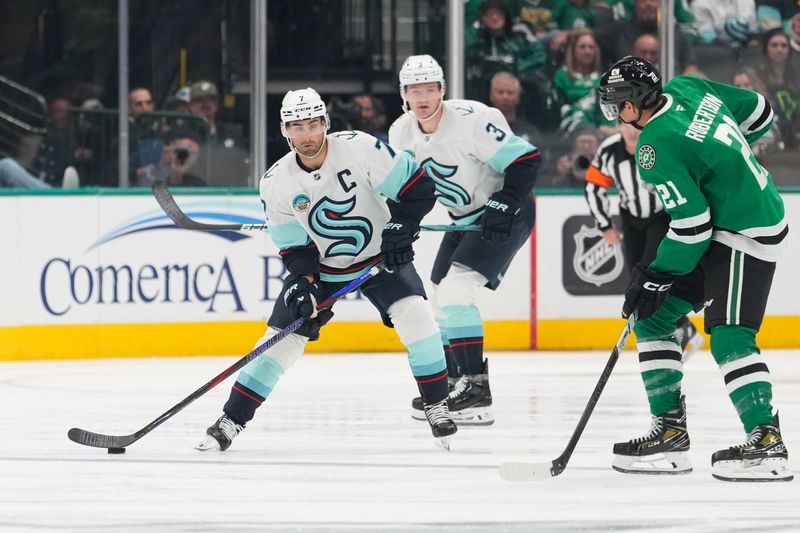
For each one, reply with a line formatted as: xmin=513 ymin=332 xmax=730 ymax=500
xmin=674 ymin=318 xmax=704 ymax=363
xmin=411 ymin=360 xmax=493 ymax=425
xmin=411 ymin=376 xmax=457 ymax=421
xmin=424 ymin=398 xmax=457 ymax=450
xmin=612 ymin=396 xmax=691 ymax=475
xmin=195 ymin=414 xmax=244 ymax=451
xmin=711 ymin=416 xmax=793 ymax=482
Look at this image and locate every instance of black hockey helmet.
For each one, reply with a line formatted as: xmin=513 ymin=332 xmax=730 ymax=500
xmin=598 ymin=56 xmax=662 ymax=121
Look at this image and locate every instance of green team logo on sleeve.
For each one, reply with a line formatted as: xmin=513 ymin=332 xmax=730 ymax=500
xmin=638 ymin=144 xmax=656 ymax=170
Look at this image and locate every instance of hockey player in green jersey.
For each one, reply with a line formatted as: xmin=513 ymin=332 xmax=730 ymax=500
xmin=598 ymin=56 xmax=792 ymax=482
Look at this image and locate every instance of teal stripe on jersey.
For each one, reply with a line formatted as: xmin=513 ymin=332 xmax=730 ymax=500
xmin=237 ymin=356 xmax=285 ymax=398
xmin=486 ymin=135 xmax=534 ymax=174
xmin=406 ymin=333 xmax=447 ymax=376
xmin=269 ymin=220 xmax=311 ymax=248
xmin=443 ymin=304 xmax=484 ymax=338
xmin=319 ymin=264 xmax=373 ymax=283
xmin=375 ymin=151 xmax=419 ymax=201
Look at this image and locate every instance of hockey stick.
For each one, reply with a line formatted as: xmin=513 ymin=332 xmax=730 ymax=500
xmin=67 ymin=263 xmax=383 ymax=451
xmin=499 ymin=313 xmax=637 ymax=481
xmin=151 ymin=181 xmax=480 ymax=232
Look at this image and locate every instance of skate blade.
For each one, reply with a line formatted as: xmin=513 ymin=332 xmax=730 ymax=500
xmin=411 ymin=409 xmax=427 ymax=421
xmin=451 ymin=407 xmax=494 ymax=426
xmin=712 ymin=458 xmax=794 ymax=482
xmin=682 ymin=332 xmax=705 ymax=363
xmin=194 ymin=435 xmax=222 ymax=451
xmin=612 ymin=452 xmax=692 ymax=475
xmin=435 ymin=436 xmax=453 ymax=451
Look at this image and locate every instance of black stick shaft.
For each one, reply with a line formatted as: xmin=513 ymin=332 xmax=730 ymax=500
xmin=68 ymin=264 xmax=382 ymax=449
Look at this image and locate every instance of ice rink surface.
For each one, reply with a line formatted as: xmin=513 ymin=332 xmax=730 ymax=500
xmin=1 ymin=349 xmax=798 ymax=532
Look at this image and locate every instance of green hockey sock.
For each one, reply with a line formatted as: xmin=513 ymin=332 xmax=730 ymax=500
xmin=710 ymin=325 xmax=774 ymax=432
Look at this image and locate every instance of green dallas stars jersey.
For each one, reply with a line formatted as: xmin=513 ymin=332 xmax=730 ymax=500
xmin=635 ymin=75 xmax=788 ymax=276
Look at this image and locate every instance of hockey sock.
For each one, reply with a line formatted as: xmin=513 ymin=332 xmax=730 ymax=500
xmin=710 ymin=325 xmax=774 ymax=432
xmin=437 ymin=316 xmax=460 ymax=378
xmin=443 ymin=304 xmax=485 ymax=375
xmin=388 ymin=296 xmax=449 ymax=402
xmin=634 ymin=297 xmax=693 ymax=415
xmin=415 ymin=368 xmax=449 ymax=404
xmin=223 ymin=382 xmax=265 ymax=426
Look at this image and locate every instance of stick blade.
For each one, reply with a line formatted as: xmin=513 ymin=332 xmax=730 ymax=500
xmin=68 ymin=428 xmax=136 ymax=449
xmin=499 ymin=461 xmax=555 ymax=481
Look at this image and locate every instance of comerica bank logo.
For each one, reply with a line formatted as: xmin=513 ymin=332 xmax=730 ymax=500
xmin=88 ymin=200 xmax=264 ymax=249
xmin=40 ymin=200 xmax=273 ymax=317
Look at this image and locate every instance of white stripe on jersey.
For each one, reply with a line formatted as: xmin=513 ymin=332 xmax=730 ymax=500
xmin=669 ymin=208 xmax=711 ymax=229
xmin=739 ymin=93 xmax=767 ymax=133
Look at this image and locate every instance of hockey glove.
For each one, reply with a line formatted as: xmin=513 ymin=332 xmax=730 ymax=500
xmin=481 ymin=190 xmax=520 ymax=243
xmin=295 ymin=308 xmax=335 ymax=340
xmin=284 ymin=277 xmax=322 ymax=320
xmin=381 ymin=217 xmax=419 ymax=270
xmin=621 ymin=264 xmax=675 ymax=320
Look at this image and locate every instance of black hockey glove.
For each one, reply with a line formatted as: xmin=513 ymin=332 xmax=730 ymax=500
xmin=284 ymin=277 xmax=322 ymax=320
xmin=381 ymin=217 xmax=419 ymax=270
xmin=621 ymin=264 xmax=675 ymax=320
xmin=481 ymin=190 xmax=520 ymax=243
xmin=295 ymin=308 xmax=335 ymax=340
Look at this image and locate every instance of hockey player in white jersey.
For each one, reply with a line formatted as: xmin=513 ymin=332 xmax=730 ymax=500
xmin=389 ymin=55 xmax=541 ymax=425
xmin=196 ymin=87 xmax=457 ymax=451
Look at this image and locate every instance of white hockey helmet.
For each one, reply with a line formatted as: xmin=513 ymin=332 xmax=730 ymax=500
xmin=279 ymin=87 xmax=330 ymax=138
xmin=398 ymin=54 xmax=446 ymax=99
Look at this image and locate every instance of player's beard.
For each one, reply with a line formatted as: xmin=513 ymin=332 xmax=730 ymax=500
xmin=295 ymin=136 xmax=325 ymax=159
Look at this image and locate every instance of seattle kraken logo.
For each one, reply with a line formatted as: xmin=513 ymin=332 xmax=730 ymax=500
xmin=419 ymin=157 xmax=469 ymax=208
xmin=309 ymin=196 xmax=373 ymax=257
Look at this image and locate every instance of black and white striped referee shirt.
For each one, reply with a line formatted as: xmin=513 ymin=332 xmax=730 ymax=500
xmin=584 ymin=132 xmax=663 ymax=230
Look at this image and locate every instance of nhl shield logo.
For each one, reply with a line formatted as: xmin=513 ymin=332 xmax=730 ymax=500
xmin=572 ymin=225 xmax=624 ymax=287
xmin=638 ymin=144 xmax=656 ymax=170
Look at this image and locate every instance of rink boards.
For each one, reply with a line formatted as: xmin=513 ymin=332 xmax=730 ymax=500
xmin=1 ymin=189 xmax=798 ymax=360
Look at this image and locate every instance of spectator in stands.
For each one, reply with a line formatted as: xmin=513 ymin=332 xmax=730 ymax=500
xmin=163 ymin=87 xmax=192 ymax=114
xmin=137 ymin=131 xmax=206 ymax=187
xmin=633 ymin=33 xmax=660 ymax=66
xmin=351 ymin=94 xmax=389 ymax=143
xmin=733 ymin=67 xmax=785 ymax=154
xmin=595 ymin=0 xmax=699 ymax=73
xmin=755 ymin=0 xmax=798 ymax=32
xmin=554 ymin=29 xmax=616 ymax=135
xmin=465 ymin=0 xmax=547 ymax=103
xmin=549 ymin=124 xmax=602 ymax=187
xmin=37 ymin=97 xmax=75 ymax=186
xmin=753 ymin=29 xmax=800 ymax=146
xmin=596 ymin=0 xmax=696 ymax=26
xmin=489 ymin=71 xmax=542 ymax=143
xmin=0 ymin=156 xmax=77 ymax=189
xmin=128 ymin=88 xmax=154 ymax=118
xmin=551 ymin=0 xmax=595 ymax=30
xmin=691 ymin=0 xmax=758 ymax=48
xmin=128 ymin=87 xmax=164 ymax=183
xmin=188 ymin=80 xmax=249 ymax=185
xmin=788 ymin=13 xmax=800 ymax=52
xmin=0 ymin=157 xmax=49 ymax=188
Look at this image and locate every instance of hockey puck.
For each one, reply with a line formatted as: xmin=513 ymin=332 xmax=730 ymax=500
xmin=107 ymin=447 xmax=126 ymax=454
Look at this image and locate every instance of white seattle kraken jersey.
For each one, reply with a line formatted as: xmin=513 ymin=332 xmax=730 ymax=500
xmin=260 ymin=131 xmax=420 ymax=282
xmin=389 ymin=99 xmax=536 ymax=225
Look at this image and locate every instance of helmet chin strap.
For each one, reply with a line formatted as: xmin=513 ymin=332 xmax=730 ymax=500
xmin=619 ymin=106 xmax=646 ymax=130
xmin=288 ymin=134 xmax=327 ymax=159
xmin=405 ymin=96 xmax=444 ymax=123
